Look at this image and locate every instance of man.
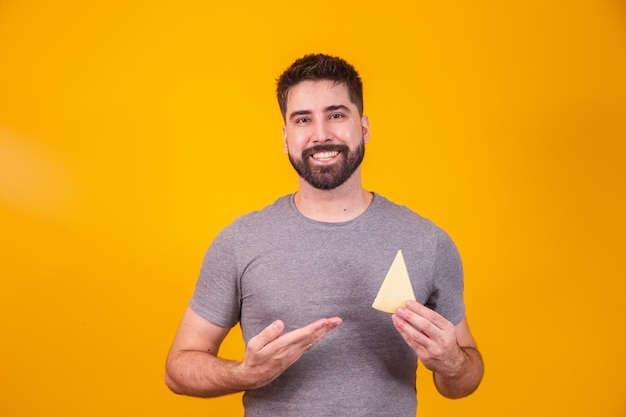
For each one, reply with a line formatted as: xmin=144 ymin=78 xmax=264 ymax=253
xmin=165 ymin=54 xmax=484 ymax=416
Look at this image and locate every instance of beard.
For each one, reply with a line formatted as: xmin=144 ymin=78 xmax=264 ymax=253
xmin=288 ymin=141 xmax=365 ymax=190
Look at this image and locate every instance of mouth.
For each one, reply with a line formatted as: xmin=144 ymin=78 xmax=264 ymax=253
xmin=312 ymin=150 xmax=340 ymax=161
xmin=301 ymin=144 xmax=348 ymax=165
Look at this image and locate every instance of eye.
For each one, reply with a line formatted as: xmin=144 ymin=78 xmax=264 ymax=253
xmin=296 ymin=117 xmax=310 ymax=124
xmin=329 ymin=113 xmax=344 ymax=120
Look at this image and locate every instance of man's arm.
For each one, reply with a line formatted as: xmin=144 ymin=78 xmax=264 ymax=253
xmin=165 ymin=307 xmax=342 ymax=397
xmin=392 ymin=301 xmax=484 ymax=399
xmin=165 ymin=307 xmax=243 ymax=397
xmin=430 ymin=317 xmax=484 ymax=398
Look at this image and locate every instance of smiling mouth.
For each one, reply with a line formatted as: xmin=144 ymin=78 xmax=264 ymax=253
xmin=312 ymin=151 xmax=340 ymax=161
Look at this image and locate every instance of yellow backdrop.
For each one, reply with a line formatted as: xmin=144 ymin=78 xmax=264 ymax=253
xmin=1 ymin=1 xmax=625 ymax=416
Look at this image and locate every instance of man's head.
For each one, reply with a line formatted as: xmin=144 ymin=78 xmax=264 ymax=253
xmin=276 ymin=54 xmax=364 ymax=121
xmin=278 ymin=55 xmax=369 ymax=191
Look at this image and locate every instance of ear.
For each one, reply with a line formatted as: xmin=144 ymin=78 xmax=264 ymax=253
xmin=361 ymin=115 xmax=370 ymax=144
xmin=282 ymin=125 xmax=289 ymax=154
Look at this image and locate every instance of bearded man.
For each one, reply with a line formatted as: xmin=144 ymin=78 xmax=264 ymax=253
xmin=165 ymin=54 xmax=484 ymax=417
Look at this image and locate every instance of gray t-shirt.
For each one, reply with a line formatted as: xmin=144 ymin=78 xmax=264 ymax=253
xmin=190 ymin=193 xmax=465 ymax=417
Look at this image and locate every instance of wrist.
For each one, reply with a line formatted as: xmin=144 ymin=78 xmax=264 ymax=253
xmin=441 ymin=344 xmax=470 ymax=379
xmin=233 ymin=361 xmax=273 ymax=391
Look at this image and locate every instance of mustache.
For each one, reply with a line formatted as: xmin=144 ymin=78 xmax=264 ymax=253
xmin=302 ymin=144 xmax=349 ymax=159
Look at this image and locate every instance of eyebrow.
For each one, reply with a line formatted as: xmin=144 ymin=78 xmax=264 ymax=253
xmin=288 ymin=104 xmax=352 ymax=121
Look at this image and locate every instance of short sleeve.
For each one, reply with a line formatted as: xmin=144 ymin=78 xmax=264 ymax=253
xmin=428 ymin=230 xmax=465 ymax=325
xmin=189 ymin=225 xmax=241 ymax=328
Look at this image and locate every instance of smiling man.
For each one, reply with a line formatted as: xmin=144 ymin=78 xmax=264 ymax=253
xmin=165 ymin=54 xmax=484 ymax=416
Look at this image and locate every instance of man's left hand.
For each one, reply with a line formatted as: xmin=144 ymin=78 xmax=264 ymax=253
xmin=392 ymin=300 xmax=466 ymax=377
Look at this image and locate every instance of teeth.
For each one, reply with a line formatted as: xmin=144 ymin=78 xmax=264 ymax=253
xmin=312 ymin=151 xmax=339 ymax=161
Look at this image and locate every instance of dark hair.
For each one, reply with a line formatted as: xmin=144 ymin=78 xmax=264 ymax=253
xmin=276 ymin=54 xmax=364 ymax=120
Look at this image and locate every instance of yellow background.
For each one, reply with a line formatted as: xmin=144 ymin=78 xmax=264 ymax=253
xmin=1 ymin=1 xmax=625 ymax=416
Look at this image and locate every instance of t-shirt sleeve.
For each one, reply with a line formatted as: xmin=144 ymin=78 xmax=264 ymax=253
xmin=428 ymin=229 xmax=466 ymax=325
xmin=189 ymin=225 xmax=241 ymax=328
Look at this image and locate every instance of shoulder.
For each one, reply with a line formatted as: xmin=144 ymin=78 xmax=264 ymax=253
xmin=371 ymin=193 xmax=439 ymax=231
xmin=369 ymin=193 xmax=457 ymax=250
xmin=203 ymin=194 xmax=296 ymax=258
xmin=218 ymin=194 xmax=296 ymax=241
xmin=231 ymin=194 xmax=293 ymax=225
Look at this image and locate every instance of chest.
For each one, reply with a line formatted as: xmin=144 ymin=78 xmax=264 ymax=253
xmin=237 ymin=229 xmax=436 ymax=339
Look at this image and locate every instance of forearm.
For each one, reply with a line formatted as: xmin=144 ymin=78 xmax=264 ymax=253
xmin=433 ymin=346 xmax=484 ymax=399
xmin=165 ymin=350 xmax=252 ymax=398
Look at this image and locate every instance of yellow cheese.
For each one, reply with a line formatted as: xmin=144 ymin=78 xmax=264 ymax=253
xmin=372 ymin=250 xmax=416 ymax=313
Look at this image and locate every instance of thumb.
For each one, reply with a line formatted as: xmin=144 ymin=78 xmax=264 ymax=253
xmin=248 ymin=320 xmax=284 ymax=352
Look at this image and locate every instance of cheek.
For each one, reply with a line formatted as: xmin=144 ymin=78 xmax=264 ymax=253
xmin=284 ymin=129 xmax=309 ymax=150
xmin=283 ymin=136 xmax=303 ymax=157
xmin=341 ymin=126 xmax=363 ymax=143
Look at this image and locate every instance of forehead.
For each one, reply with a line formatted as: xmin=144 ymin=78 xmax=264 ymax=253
xmin=286 ymin=80 xmax=352 ymax=111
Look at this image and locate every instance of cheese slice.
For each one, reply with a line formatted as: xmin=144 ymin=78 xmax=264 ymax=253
xmin=372 ymin=250 xmax=416 ymax=313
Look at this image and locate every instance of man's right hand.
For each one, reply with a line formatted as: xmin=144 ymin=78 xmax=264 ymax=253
xmin=236 ymin=317 xmax=343 ymax=389
xmin=166 ymin=308 xmax=342 ymax=397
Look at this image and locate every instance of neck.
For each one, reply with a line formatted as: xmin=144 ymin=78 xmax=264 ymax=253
xmin=294 ymin=171 xmax=373 ymax=222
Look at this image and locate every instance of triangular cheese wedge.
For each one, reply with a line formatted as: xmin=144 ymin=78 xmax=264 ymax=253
xmin=372 ymin=250 xmax=416 ymax=313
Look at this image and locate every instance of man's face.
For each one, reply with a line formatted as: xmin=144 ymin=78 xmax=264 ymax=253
xmin=282 ymin=80 xmax=370 ymax=190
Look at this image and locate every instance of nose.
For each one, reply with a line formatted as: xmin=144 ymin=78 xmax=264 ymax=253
xmin=312 ymin=119 xmax=332 ymax=144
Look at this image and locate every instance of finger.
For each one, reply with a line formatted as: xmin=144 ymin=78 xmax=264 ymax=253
xmin=404 ymin=300 xmax=449 ymax=330
xmin=392 ymin=313 xmax=431 ymax=352
xmin=300 ymin=317 xmax=342 ymax=345
xmin=399 ymin=307 xmax=456 ymax=350
xmin=396 ymin=306 xmax=437 ymax=338
xmin=248 ymin=320 xmax=284 ymax=352
xmin=284 ymin=317 xmax=343 ymax=350
xmin=306 ymin=317 xmax=343 ymax=333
